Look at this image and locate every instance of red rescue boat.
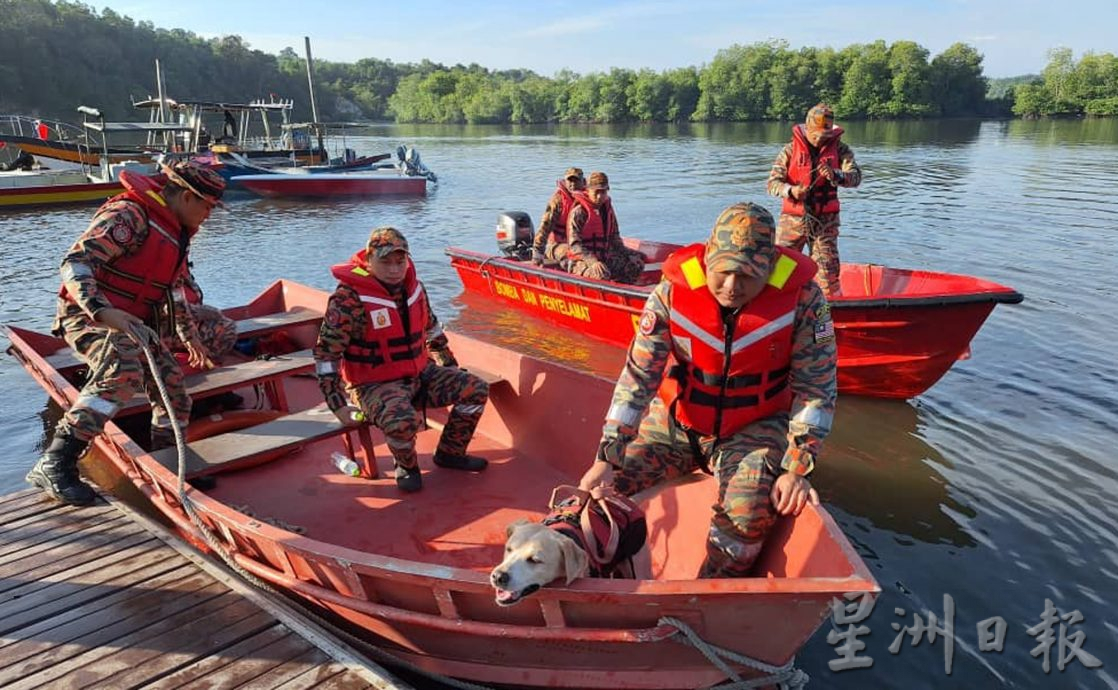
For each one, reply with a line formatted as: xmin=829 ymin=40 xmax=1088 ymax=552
xmin=5 ymin=280 xmax=877 ymax=689
xmin=447 ymin=222 xmax=1023 ymax=399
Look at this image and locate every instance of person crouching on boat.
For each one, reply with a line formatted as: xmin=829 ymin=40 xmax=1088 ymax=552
xmin=313 ymin=227 xmax=490 ymax=493
xmin=26 ymin=161 xmax=227 ymax=506
xmin=560 ymin=171 xmax=646 ymax=284
xmin=529 ymin=167 xmax=585 ymax=267
xmin=578 ymin=202 xmax=837 ymax=577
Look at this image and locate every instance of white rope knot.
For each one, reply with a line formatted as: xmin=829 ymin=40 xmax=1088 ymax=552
xmin=659 ymin=616 xmax=810 ymax=689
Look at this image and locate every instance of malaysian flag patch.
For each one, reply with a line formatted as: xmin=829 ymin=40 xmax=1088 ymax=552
xmin=814 ymin=319 xmax=835 ymax=344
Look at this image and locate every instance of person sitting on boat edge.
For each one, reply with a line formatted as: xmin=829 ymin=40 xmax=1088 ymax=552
xmin=313 ymin=227 xmax=490 ymax=493
xmin=26 ymin=161 xmax=227 ymax=506
xmin=767 ymin=102 xmax=862 ymax=297
xmin=530 ymin=167 xmax=586 ymax=267
xmin=560 ymin=171 xmax=646 ymax=284
xmin=578 ymin=202 xmax=837 ymax=577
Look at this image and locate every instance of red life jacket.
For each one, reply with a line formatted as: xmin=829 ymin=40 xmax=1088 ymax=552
xmin=781 ymin=124 xmax=844 ymax=217
xmin=331 ymin=250 xmax=430 ymax=385
xmin=658 ymin=244 xmax=816 ymax=437
xmin=569 ymin=192 xmax=615 ymax=255
xmin=59 ymin=170 xmax=189 ymax=321
xmin=546 ymin=182 xmax=579 ymax=245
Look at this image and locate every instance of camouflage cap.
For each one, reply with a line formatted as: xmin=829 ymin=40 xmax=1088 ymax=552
xmin=161 ymin=160 xmax=226 ymax=207
xmin=704 ymin=202 xmax=776 ymax=278
xmin=805 ymin=102 xmax=835 ymax=132
xmin=366 ymin=226 xmax=409 ymax=259
xmin=563 ymin=167 xmax=585 ymax=181
xmin=587 ymin=171 xmax=609 ymax=190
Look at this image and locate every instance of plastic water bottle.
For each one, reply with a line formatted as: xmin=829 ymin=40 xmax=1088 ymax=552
xmin=331 ymin=451 xmax=360 ymax=477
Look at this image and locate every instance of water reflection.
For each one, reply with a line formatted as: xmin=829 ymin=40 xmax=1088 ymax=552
xmin=821 ymin=397 xmax=978 ymax=549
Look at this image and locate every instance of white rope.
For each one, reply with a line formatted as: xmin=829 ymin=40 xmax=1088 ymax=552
xmin=659 ymin=616 xmax=810 ymax=690
xmin=134 ymin=327 xmax=497 ymax=690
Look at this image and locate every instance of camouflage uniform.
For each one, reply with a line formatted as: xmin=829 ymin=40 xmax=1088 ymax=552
xmin=52 ymin=200 xmax=196 ymax=449
xmin=767 ymin=104 xmax=861 ymax=297
xmin=532 ymin=167 xmax=584 ymax=263
xmin=171 ymin=268 xmax=237 ymax=357
xmin=29 ymin=161 xmax=227 ymax=506
xmin=596 ymin=204 xmax=837 ymax=577
xmin=564 ymin=172 xmax=645 ymax=284
xmin=314 ymin=228 xmax=489 ymax=475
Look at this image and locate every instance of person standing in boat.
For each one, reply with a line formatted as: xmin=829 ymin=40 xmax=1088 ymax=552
xmin=26 ymin=161 xmax=227 ymax=506
xmin=767 ymin=103 xmax=861 ymax=297
xmin=530 ymin=167 xmax=585 ymax=266
xmin=314 ymin=227 xmax=491 ymax=493
xmin=563 ymin=171 xmax=646 ymax=284
xmin=578 ymin=202 xmax=837 ymax=577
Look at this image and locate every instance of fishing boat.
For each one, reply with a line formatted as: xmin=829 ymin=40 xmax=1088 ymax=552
xmin=230 ymin=146 xmax=436 ymax=198
xmin=4 ymin=280 xmax=877 ymax=689
xmin=0 ymin=114 xmax=157 ymax=166
xmin=0 ymin=117 xmax=183 ymax=210
xmin=446 ymin=214 xmax=1024 ymax=399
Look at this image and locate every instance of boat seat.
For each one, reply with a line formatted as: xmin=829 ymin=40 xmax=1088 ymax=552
xmin=117 ymin=349 xmax=315 ymax=414
xmin=147 ymin=366 xmax=507 ymax=480
xmin=148 ymin=404 xmax=370 ymax=479
xmin=43 ymin=307 xmax=322 ymax=371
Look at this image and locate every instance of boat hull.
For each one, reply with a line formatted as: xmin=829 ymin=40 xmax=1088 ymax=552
xmin=4 ymin=280 xmax=877 ymax=688
xmin=447 ymin=248 xmax=1023 ymax=398
xmin=0 ymin=173 xmax=122 ymax=208
xmin=232 ymin=173 xmax=427 ymax=198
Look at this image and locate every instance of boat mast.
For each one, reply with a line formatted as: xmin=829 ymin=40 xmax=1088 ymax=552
xmin=154 ymin=59 xmax=172 ymax=151
xmin=304 ymin=36 xmax=326 ymax=163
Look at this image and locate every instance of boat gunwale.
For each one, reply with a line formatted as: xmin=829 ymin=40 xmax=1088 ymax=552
xmin=445 ymin=246 xmax=1025 ymax=308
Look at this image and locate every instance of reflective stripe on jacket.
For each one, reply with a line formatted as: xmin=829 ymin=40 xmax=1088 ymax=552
xmin=657 ymin=244 xmax=816 ymax=437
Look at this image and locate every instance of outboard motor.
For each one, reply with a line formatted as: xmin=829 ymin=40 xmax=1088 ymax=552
xmin=396 ymin=145 xmax=438 ymax=183
xmin=496 ymin=212 xmax=534 ymax=261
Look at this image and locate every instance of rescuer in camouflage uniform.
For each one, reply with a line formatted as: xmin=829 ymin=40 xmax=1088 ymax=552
xmin=531 ymin=167 xmax=585 ymax=265
xmin=579 ymin=202 xmax=837 ymax=577
xmin=314 ymin=227 xmax=490 ymax=493
xmin=561 ymin=171 xmax=645 ymax=284
xmin=27 ymin=161 xmax=227 ymax=506
xmin=767 ymin=103 xmax=862 ymax=297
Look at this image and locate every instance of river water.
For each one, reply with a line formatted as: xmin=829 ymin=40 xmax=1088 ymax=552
xmin=1 ymin=119 xmax=1115 ymax=689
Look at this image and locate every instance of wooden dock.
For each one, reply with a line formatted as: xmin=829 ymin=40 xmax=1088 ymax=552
xmin=0 ymin=487 xmax=410 ymax=689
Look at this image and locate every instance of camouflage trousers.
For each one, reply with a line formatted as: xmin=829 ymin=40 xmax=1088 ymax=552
xmin=350 ymin=361 xmax=489 ymax=471
xmin=54 ymin=314 xmax=191 ymax=449
xmin=188 ymin=303 xmax=237 ymax=357
xmin=776 ymin=211 xmax=842 ymax=297
xmin=547 ymin=242 xmax=645 ymax=284
xmin=613 ymin=398 xmax=788 ymax=578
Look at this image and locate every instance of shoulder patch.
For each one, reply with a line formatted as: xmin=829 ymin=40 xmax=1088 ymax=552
xmin=639 ymin=310 xmax=657 ymax=335
xmin=324 ymin=305 xmax=342 ymax=328
xmin=110 ymin=219 xmax=133 ymax=244
xmin=815 ymin=302 xmax=831 ymax=321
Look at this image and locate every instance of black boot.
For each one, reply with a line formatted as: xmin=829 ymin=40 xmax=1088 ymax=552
xmin=394 ymin=465 xmax=423 ymax=493
xmin=433 ymin=451 xmax=488 ymax=472
xmin=25 ymin=434 xmax=97 ymax=506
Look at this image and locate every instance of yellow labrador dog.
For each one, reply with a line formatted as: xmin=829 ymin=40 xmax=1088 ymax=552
xmin=490 ymin=487 xmax=651 ymax=606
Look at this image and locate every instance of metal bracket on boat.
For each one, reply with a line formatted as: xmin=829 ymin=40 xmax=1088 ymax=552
xmin=659 ymin=616 xmax=809 ymax=689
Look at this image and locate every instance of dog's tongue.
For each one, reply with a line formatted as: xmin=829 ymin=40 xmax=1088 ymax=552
xmin=495 ymin=588 xmax=516 ymax=603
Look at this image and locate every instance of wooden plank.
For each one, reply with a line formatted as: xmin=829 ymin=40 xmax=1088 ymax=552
xmin=0 ymin=516 xmax=143 ymax=580
xmin=118 ymin=348 xmax=314 ymax=413
xmin=0 ymin=487 xmax=39 ymax=508
xmin=0 ymin=492 xmax=109 ymax=522
xmin=71 ymin=605 xmax=276 ymax=689
xmin=149 ymin=404 xmax=354 ymax=478
xmin=229 ymin=647 xmax=333 ymax=690
xmin=106 ymin=624 xmax=309 ymax=689
xmin=43 ymin=307 xmax=323 ymax=371
xmin=0 ymin=578 xmax=228 ymax=681
xmin=462 ymin=366 xmax=506 ymax=386
xmin=0 ymin=566 xmax=207 ymax=655
xmin=271 ymin=665 xmax=353 ymax=690
xmin=0 ymin=506 xmax=123 ymax=557
xmin=0 ymin=544 xmax=184 ymax=626
xmin=139 ymin=625 xmax=306 ymax=690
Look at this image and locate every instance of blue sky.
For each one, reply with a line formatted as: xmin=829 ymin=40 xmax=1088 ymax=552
xmin=96 ymin=0 xmax=1114 ymax=78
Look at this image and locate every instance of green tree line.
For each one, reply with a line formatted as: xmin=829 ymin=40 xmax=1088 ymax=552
xmin=0 ymin=0 xmax=1114 ymax=124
